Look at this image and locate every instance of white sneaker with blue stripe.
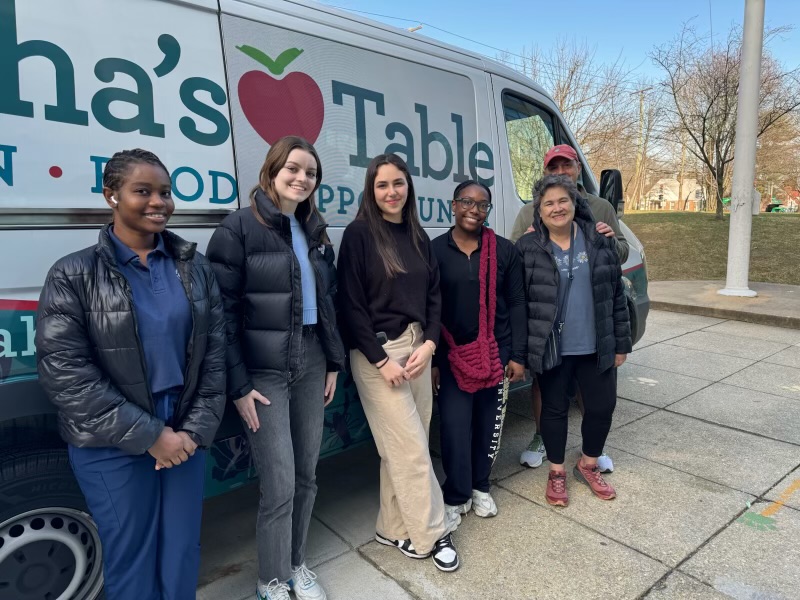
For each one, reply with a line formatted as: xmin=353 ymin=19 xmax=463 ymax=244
xmin=256 ymin=578 xmax=290 ymax=600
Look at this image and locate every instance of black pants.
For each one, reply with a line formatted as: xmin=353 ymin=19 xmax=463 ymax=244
xmin=538 ymin=353 xmax=617 ymax=465
xmin=438 ymin=357 xmax=507 ymax=506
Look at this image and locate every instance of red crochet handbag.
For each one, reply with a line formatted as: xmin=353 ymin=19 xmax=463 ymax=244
xmin=440 ymin=227 xmax=505 ymax=393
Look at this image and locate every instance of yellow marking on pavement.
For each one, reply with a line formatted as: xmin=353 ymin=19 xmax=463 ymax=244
xmin=761 ymin=479 xmax=800 ymax=517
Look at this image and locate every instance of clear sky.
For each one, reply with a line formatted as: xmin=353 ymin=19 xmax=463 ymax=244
xmin=319 ymin=0 xmax=800 ymax=83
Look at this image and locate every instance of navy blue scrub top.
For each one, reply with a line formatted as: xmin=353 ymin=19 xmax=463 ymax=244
xmin=109 ymin=228 xmax=192 ymax=395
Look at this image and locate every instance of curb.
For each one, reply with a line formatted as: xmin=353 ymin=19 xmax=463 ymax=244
xmin=650 ymin=300 xmax=800 ymax=330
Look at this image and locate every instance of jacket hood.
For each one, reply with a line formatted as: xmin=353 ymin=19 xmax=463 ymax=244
xmin=254 ymin=188 xmax=328 ymax=246
xmin=96 ymin=223 xmax=197 ymax=265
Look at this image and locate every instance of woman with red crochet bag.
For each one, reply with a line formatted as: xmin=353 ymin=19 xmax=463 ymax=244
xmin=431 ymin=180 xmax=527 ymax=522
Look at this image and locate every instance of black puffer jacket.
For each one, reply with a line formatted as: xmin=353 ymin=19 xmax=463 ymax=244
xmin=35 ymin=225 xmax=227 ymax=454
xmin=516 ymin=198 xmax=632 ymax=374
xmin=206 ymin=190 xmax=346 ymax=400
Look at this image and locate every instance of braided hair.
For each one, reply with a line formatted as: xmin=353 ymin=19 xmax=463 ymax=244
xmin=102 ymin=149 xmax=170 ymax=191
xmin=452 ymin=179 xmax=492 ymax=202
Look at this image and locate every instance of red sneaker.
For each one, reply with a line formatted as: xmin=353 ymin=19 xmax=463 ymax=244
xmin=574 ymin=460 xmax=617 ymax=500
xmin=545 ymin=470 xmax=569 ymax=506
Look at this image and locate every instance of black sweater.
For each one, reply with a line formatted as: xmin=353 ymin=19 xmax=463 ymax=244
xmin=431 ymin=228 xmax=527 ymax=366
xmin=337 ymin=218 xmax=441 ymax=364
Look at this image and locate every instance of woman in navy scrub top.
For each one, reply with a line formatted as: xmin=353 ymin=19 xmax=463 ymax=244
xmin=35 ymin=149 xmax=227 ymax=600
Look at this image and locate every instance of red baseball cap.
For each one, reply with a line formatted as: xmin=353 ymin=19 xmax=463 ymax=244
xmin=543 ymin=145 xmax=578 ymax=168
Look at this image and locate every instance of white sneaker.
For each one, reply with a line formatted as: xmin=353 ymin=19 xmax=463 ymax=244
xmin=471 ymin=490 xmax=498 ymax=518
xmin=597 ymin=451 xmax=614 ymax=473
xmin=257 ymin=579 xmax=291 ymax=600
xmin=520 ymin=433 xmax=546 ymax=468
xmin=445 ymin=498 xmax=472 ymax=523
xmin=290 ymin=564 xmax=326 ymax=600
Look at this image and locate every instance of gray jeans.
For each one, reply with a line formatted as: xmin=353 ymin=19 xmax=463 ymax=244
xmin=246 ymin=328 xmax=326 ymax=583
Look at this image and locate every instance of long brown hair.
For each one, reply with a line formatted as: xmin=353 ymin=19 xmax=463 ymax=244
xmin=249 ymin=136 xmax=329 ymax=243
xmin=356 ymin=153 xmax=428 ymax=278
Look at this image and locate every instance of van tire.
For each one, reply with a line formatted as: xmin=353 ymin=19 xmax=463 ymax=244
xmin=0 ymin=448 xmax=104 ymax=600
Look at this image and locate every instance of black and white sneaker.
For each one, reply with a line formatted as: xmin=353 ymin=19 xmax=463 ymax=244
xmin=374 ymin=533 xmax=431 ymax=559
xmin=432 ymin=533 xmax=460 ymax=572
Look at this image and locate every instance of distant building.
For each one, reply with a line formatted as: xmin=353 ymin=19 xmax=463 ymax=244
xmin=639 ymin=178 xmax=705 ymax=211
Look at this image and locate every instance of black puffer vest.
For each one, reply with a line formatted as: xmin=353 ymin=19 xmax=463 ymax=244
xmin=516 ymin=198 xmax=632 ymax=374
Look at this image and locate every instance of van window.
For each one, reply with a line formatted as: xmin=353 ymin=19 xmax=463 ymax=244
xmin=502 ymin=93 xmax=555 ymax=202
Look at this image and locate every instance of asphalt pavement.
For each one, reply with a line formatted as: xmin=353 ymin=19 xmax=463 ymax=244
xmin=197 ymin=309 xmax=800 ymax=600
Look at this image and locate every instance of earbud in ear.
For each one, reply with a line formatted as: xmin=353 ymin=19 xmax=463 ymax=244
xmin=111 ymin=196 xmax=118 ymax=206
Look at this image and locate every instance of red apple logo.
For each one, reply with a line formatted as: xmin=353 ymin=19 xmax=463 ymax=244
xmin=236 ymin=45 xmax=325 ymax=145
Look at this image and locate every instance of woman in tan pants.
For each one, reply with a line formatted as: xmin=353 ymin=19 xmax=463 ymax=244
xmin=337 ymin=153 xmax=460 ymax=572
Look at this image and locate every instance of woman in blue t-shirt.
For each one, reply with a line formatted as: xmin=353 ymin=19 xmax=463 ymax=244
xmin=516 ymin=174 xmax=632 ymax=508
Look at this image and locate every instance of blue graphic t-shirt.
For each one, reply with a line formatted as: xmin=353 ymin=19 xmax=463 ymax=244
xmin=551 ymin=227 xmax=596 ymax=355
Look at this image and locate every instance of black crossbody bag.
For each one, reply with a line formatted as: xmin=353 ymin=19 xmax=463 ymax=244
xmin=542 ymin=223 xmax=576 ymax=372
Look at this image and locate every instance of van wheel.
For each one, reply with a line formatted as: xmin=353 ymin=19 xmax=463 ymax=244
xmin=0 ymin=449 xmax=104 ymax=600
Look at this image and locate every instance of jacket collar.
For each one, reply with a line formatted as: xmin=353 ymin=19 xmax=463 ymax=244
xmin=254 ymin=188 xmax=328 ymax=246
xmin=96 ymin=223 xmax=196 ymax=266
xmin=446 ymin=226 xmax=483 ymax=252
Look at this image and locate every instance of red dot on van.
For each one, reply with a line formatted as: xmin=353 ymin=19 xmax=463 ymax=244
xmin=49 ymin=166 xmax=63 ymax=178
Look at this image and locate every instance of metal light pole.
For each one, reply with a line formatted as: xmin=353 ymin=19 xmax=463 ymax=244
xmin=719 ymin=0 xmax=765 ymax=297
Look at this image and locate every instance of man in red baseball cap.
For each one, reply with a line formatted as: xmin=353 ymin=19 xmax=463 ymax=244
xmin=511 ymin=144 xmax=629 ymax=475
xmin=542 ymin=144 xmax=579 ymax=167
xmin=511 ymin=145 xmax=628 ymax=260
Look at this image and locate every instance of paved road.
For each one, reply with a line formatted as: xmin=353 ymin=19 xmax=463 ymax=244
xmin=197 ymin=310 xmax=800 ymax=600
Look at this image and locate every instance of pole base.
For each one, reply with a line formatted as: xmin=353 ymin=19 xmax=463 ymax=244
xmin=718 ymin=287 xmax=758 ymax=297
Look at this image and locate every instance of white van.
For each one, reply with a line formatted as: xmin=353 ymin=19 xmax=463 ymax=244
xmin=0 ymin=1 xmax=649 ymax=596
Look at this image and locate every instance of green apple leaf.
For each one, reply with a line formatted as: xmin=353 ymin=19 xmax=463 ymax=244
xmin=236 ymin=45 xmax=304 ymax=75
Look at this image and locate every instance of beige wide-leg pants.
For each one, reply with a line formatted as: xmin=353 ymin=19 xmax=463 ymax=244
xmin=350 ymin=322 xmax=451 ymax=554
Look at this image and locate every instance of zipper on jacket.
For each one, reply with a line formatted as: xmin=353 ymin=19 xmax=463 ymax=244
xmin=118 ymin=276 xmax=157 ymax=415
xmin=174 ymin=259 xmax=195 ymax=422
xmin=285 ymin=219 xmax=297 ymax=376
xmin=585 ymin=225 xmax=604 ymax=368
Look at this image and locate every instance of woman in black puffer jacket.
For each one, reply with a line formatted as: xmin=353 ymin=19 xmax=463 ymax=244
xmin=206 ymin=136 xmax=344 ymax=600
xmin=35 ymin=149 xmax=226 ymax=600
xmin=516 ymin=174 xmax=631 ymax=509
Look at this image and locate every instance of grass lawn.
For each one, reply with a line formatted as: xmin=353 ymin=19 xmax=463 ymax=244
xmin=623 ymin=211 xmax=800 ymax=285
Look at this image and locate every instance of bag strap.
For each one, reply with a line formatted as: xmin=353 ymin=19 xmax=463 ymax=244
xmin=554 ymin=222 xmax=576 ymax=334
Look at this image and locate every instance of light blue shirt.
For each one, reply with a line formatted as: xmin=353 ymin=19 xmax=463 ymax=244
xmin=287 ymin=213 xmax=318 ymax=325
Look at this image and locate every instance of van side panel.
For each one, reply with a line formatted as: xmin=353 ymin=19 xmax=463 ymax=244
xmin=219 ymin=4 xmax=496 ymax=244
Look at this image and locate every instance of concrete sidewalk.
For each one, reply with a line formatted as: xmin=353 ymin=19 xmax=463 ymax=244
xmin=649 ymin=280 xmax=800 ymax=329
xmin=197 ymin=310 xmax=800 ymax=600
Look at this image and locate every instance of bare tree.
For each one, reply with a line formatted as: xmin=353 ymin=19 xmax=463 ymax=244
xmin=755 ymin=111 xmax=800 ymax=204
xmin=652 ymin=23 xmax=800 ymax=218
xmin=497 ymin=39 xmax=660 ymax=207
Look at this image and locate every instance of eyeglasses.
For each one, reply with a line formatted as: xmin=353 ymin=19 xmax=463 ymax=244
xmin=455 ymin=198 xmax=493 ymax=214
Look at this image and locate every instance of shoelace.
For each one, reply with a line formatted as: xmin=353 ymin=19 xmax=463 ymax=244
xmin=263 ymin=578 xmax=290 ymax=600
xmin=435 ymin=533 xmax=454 ymax=551
xmin=583 ymin=465 xmax=610 ymax=488
xmin=293 ymin=564 xmax=317 ymax=588
xmin=549 ymin=472 xmax=567 ymax=493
